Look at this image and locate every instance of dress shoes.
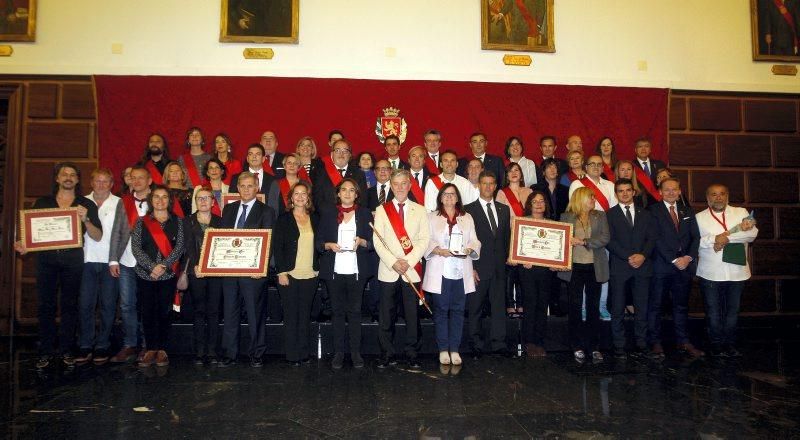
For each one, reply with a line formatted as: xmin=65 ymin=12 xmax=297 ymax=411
xmin=725 ymin=346 xmax=742 ymax=358
xmin=376 ymin=356 xmax=396 ymax=369
xmin=332 ymin=352 xmax=345 ymax=369
xmin=217 ymin=357 xmax=237 ymax=367
xmin=677 ymin=343 xmax=705 ymax=358
xmin=110 ymin=346 xmax=138 ymax=363
xmin=249 ymin=356 xmax=263 ymax=368
xmin=406 ymin=357 xmax=421 ymax=370
xmin=351 ymin=353 xmax=365 ymax=369
xmin=613 ymin=348 xmax=627 ymax=360
xmin=155 ymin=350 xmax=169 ymax=367
xmin=650 ymin=343 xmax=666 ymax=360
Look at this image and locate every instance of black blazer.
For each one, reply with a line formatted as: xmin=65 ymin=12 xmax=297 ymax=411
xmin=606 ymin=204 xmax=656 ymax=278
xmin=310 ymin=164 xmax=368 ymax=213
xmin=183 ymin=212 xmax=223 ymax=275
xmin=408 ymin=168 xmax=430 ymax=205
xmin=633 ymin=158 xmax=667 ymax=186
xmin=269 ymin=151 xmax=286 ymax=180
xmin=272 ymin=211 xmax=320 ymax=274
xmin=230 ymin=169 xmax=276 ymax=195
xmin=648 ymin=201 xmax=700 ymax=275
xmin=315 ymin=206 xmax=374 ymax=280
xmin=366 ymin=181 xmax=394 ymax=212
xmin=465 ymin=199 xmax=511 ymax=279
xmin=221 ymin=199 xmax=276 ymax=230
xmin=531 ymin=181 xmax=569 ymax=221
xmin=458 ymin=154 xmax=506 ymax=186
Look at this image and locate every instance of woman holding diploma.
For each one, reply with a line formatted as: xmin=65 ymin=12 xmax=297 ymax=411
xmin=512 ymin=190 xmax=554 ymax=358
xmin=558 ymin=187 xmax=610 ymax=363
xmin=131 ymin=185 xmax=185 ymax=367
xmin=317 ymin=179 xmax=373 ymax=369
xmin=423 ymin=184 xmax=481 ymax=366
xmin=273 ymin=181 xmax=320 ymax=366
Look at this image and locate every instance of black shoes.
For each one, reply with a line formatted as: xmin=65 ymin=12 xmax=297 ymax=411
xmin=332 ymin=353 xmax=344 ymax=369
xmin=352 ymin=353 xmax=365 ymax=369
xmin=377 ymin=356 xmax=397 ymax=369
xmin=217 ymin=357 xmax=236 ymax=367
xmin=249 ymin=357 xmax=263 ymax=368
xmin=407 ymin=357 xmax=421 ymax=370
xmin=613 ymin=348 xmax=627 ymax=360
xmin=471 ymin=348 xmax=483 ymax=360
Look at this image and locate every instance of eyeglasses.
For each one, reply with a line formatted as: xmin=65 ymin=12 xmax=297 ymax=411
xmin=334 ymin=148 xmax=351 ymax=154
xmin=196 ymin=196 xmax=213 ymax=202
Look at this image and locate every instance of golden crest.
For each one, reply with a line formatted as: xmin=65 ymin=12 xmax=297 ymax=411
xmin=232 ymin=238 xmax=243 ymax=247
xmin=375 ymin=106 xmax=408 ymax=145
xmin=537 ymin=229 xmax=547 ymax=238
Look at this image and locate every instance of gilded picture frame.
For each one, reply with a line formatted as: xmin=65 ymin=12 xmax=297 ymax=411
xmin=220 ymin=0 xmax=299 ymax=44
xmin=0 ymin=0 xmax=36 ymax=42
xmin=751 ymin=0 xmax=800 ymax=62
xmin=481 ymin=0 xmax=554 ymax=53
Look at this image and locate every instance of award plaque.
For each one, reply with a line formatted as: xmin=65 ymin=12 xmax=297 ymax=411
xmin=19 ymin=207 xmax=83 ymax=252
xmin=197 ymin=228 xmax=271 ymax=277
xmin=447 ymin=231 xmax=466 ymax=258
xmin=509 ymin=217 xmax=572 ymax=269
xmin=221 ymin=193 xmax=266 ymax=206
xmin=338 ymin=227 xmax=356 ymax=252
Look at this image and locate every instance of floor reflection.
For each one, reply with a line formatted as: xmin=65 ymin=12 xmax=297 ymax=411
xmin=1 ymin=337 xmax=798 ymax=438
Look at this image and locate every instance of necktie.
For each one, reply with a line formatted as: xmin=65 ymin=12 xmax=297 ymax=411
xmin=236 ymin=203 xmax=248 ymax=229
xmin=414 ymin=172 xmax=420 ymax=186
xmin=625 ymin=205 xmax=633 ymax=227
xmin=432 ymin=154 xmax=437 ymax=164
xmin=642 ymin=161 xmax=650 ymax=177
xmin=476 ymin=156 xmax=484 ymax=163
xmin=669 ymin=204 xmax=679 ymax=231
xmin=486 ymin=202 xmax=497 ymax=235
xmin=392 ymin=160 xmax=398 ymax=169
xmin=253 ymin=172 xmax=260 ymax=189
xmin=266 ymin=155 xmax=271 ymax=166
xmin=378 ymin=184 xmax=386 ymax=205
xmin=339 ymin=168 xmax=346 ymax=177
xmin=398 ymin=202 xmax=405 ymax=222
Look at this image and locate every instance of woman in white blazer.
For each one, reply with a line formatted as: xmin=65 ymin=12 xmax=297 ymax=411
xmin=423 ymin=183 xmax=481 ymax=366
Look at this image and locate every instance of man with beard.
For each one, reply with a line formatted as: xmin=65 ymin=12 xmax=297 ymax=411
xmin=15 ymin=163 xmax=103 ymax=369
xmin=139 ymin=133 xmax=170 ymax=185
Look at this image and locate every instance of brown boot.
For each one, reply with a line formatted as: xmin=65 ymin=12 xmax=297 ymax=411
xmin=110 ymin=346 xmax=138 ymax=363
xmin=677 ymin=343 xmax=705 ymax=358
xmin=155 ymin=350 xmax=169 ymax=367
xmin=139 ymin=350 xmax=157 ymax=367
xmin=525 ymin=343 xmax=538 ymax=358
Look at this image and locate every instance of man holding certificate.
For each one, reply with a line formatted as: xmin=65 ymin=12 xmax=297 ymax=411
xmin=219 ymin=172 xmax=276 ymax=368
xmin=15 ymin=162 xmax=102 ymax=369
xmin=696 ymin=184 xmax=758 ymax=358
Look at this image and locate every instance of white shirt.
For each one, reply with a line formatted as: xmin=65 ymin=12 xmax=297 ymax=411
xmin=568 ymin=177 xmax=618 ymax=211
xmin=84 ymin=193 xmax=120 ymax=263
xmin=696 ymin=205 xmax=758 ymax=282
xmin=333 ymin=216 xmax=358 ymax=275
xmin=638 ymin=158 xmax=652 ymax=175
xmin=479 ymin=197 xmax=498 ymax=227
xmin=442 ymin=223 xmax=464 ymax=279
xmin=474 ymin=153 xmax=486 ymax=162
xmin=235 ymin=199 xmax=256 ymax=228
xmin=428 ymin=152 xmax=439 ymax=165
xmin=510 ymin=156 xmax=538 ymax=187
xmin=424 ymin=174 xmax=472 ymax=212
xmin=248 ymin=167 xmax=263 ymax=190
xmin=619 ymin=202 xmax=636 ymax=225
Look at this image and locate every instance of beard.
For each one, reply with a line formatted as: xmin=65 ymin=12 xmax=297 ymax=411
xmin=149 ymin=146 xmax=163 ymax=156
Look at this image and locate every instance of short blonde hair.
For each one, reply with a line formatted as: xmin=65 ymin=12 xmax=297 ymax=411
xmin=566 ymin=187 xmax=595 ymax=216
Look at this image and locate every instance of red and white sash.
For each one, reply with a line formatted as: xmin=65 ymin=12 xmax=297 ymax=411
xmin=382 ymin=201 xmax=422 ymax=278
xmin=501 ymin=187 xmax=525 ymax=217
xmin=578 ymin=177 xmax=611 ymax=211
xmin=182 ymin=153 xmax=204 ymax=188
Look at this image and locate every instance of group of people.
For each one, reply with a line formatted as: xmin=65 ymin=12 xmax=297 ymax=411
xmin=16 ymin=127 xmax=758 ymax=371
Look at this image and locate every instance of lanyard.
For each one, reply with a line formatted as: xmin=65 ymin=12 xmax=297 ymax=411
xmin=709 ymin=210 xmax=727 ymax=230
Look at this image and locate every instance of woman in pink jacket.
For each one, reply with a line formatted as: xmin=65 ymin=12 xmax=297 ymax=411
xmin=423 ymin=183 xmax=481 ymax=366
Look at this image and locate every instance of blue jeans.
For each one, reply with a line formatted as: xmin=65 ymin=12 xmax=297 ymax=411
xmin=117 ymin=265 xmax=140 ymax=347
xmin=78 ymin=262 xmax=119 ymax=350
xmin=433 ymin=278 xmax=466 ymax=352
xmin=699 ymin=278 xmax=744 ymax=348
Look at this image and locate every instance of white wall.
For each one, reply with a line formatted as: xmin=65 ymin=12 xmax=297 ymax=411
xmin=2 ymin=0 xmax=798 ymax=93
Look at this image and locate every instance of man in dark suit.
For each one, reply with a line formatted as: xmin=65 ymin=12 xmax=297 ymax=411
xmin=259 ymin=130 xmax=286 ymax=179
xmin=647 ymin=177 xmax=704 ymax=358
xmin=535 ymin=136 xmax=569 ymax=183
xmin=384 ymin=135 xmax=409 ymax=171
xmin=230 ymin=143 xmax=282 ymax=213
xmin=406 ymin=146 xmax=430 ymax=206
xmin=465 ymin=171 xmax=512 ymax=357
xmin=366 ymin=159 xmax=394 ymax=212
xmin=606 ymin=178 xmax=656 ymax=359
xmin=218 ymin=172 xmax=276 ymax=368
xmin=458 ymin=133 xmax=506 ymax=187
xmin=632 ymin=137 xmax=666 ymax=185
xmin=762 ymin=0 xmax=800 ymax=56
xmin=311 ymin=139 xmax=368 ymax=214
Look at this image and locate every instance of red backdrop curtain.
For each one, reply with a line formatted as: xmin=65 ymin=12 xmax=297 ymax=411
xmin=94 ymin=75 xmax=668 ymax=183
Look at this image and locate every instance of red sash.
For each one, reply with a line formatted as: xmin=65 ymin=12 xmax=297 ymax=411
xmin=409 ymin=175 xmax=425 ymax=205
xmin=122 ymin=194 xmax=141 ymax=229
xmin=142 ymin=215 xmax=178 ymax=272
xmin=322 ymin=156 xmax=344 ymax=187
xmin=578 ymin=177 xmax=611 ymax=211
xmin=773 ymin=0 xmax=799 ymax=50
xmin=501 ymin=187 xmax=525 ymax=217
xmin=221 ymin=158 xmax=242 ymax=185
xmin=172 ymin=196 xmax=185 ymax=218
xmin=145 ymin=161 xmax=164 ymax=185
xmin=424 ymin=155 xmax=439 ymax=175
xmin=297 ymin=166 xmax=310 ymax=182
xmin=429 ymin=175 xmax=444 ymax=191
xmin=566 ymin=170 xmax=580 ymax=182
xmin=603 ymin=163 xmax=615 ymax=182
xmin=262 ymin=157 xmax=275 ymax=176
xmin=182 ymin=153 xmax=204 ymax=188
xmin=382 ymin=201 xmax=422 ymax=278
xmin=515 ymin=0 xmax=539 ymax=37
xmin=278 ymin=178 xmax=291 ymax=208
xmin=211 ymin=200 xmax=221 ymax=217
xmin=633 ymin=166 xmax=663 ymax=202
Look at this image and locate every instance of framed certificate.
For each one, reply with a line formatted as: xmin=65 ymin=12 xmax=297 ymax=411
xmin=196 ymin=228 xmax=271 ymax=277
xmin=221 ymin=193 xmax=266 ymax=206
xmin=509 ymin=217 xmax=572 ymax=269
xmin=19 ymin=207 xmax=83 ymax=252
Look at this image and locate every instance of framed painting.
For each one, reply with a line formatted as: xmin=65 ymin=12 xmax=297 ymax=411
xmin=481 ymin=0 xmax=554 ymax=53
xmin=0 ymin=0 xmax=35 ymax=42
xmin=220 ymin=0 xmax=299 ymax=44
xmin=751 ymin=0 xmax=800 ymax=62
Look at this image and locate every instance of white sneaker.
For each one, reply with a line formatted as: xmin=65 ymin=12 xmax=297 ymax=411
xmin=439 ymin=351 xmax=451 ymax=365
xmin=450 ymin=352 xmax=462 ymax=366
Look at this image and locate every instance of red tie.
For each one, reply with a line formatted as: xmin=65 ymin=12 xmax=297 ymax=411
xmin=398 ymin=202 xmax=405 ymax=222
xmin=669 ymin=204 xmax=679 ymax=231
